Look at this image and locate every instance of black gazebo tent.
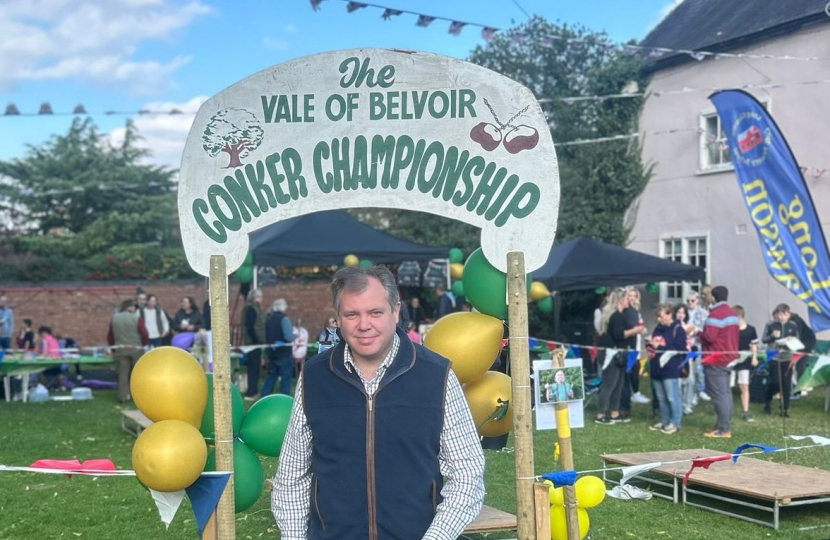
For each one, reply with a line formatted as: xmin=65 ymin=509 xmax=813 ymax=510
xmin=534 ymin=236 xmax=706 ymax=291
xmin=249 ymin=210 xmax=447 ymax=267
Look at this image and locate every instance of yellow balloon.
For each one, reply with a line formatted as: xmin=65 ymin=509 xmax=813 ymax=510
xmin=423 ymin=312 xmax=504 ymax=384
xmin=550 ymin=506 xmax=590 ymax=540
xmin=463 ymin=371 xmax=512 ymax=437
xmin=575 ymin=475 xmax=606 ymax=508
xmin=530 ymin=281 xmax=551 ymax=302
xmin=450 ymin=263 xmax=465 ymax=280
xmin=132 ymin=419 xmax=207 ymax=492
xmin=130 ymin=347 xmax=208 ymax=427
xmin=344 ymin=254 xmax=359 ymax=267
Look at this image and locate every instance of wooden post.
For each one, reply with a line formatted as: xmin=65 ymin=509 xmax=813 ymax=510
xmin=534 ymin=483 xmax=551 ymax=540
xmin=507 ymin=251 xmax=535 ymax=540
xmin=209 ymin=255 xmax=236 ymax=539
xmin=551 ymin=348 xmax=579 ymax=540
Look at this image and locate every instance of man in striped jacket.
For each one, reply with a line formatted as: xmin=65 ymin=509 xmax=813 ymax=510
xmin=699 ymin=286 xmax=740 ymax=438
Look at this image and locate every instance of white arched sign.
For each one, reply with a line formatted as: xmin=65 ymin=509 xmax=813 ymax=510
xmin=178 ymin=49 xmax=559 ymax=275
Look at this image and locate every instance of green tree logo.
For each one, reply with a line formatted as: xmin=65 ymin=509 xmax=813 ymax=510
xmin=202 ymin=108 xmax=264 ymax=168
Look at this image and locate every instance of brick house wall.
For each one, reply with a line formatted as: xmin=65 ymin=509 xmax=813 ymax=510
xmin=1 ymin=279 xmax=334 ymax=349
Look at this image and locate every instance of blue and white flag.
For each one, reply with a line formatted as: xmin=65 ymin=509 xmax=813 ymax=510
xmin=710 ymin=90 xmax=830 ymax=331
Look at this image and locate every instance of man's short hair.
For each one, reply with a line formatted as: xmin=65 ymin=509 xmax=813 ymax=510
xmin=773 ymin=303 xmax=791 ymax=316
xmin=121 ymin=299 xmax=135 ymax=311
xmin=331 ymin=266 xmax=400 ymax=313
xmin=732 ymin=305 xmax=745 ymax=318
xmin=272 ymin=298 xmax=288 ymax=312
xmin=711 ymin=286 xmax=728 ymax=303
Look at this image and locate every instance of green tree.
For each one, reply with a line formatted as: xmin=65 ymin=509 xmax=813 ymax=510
xmin=0 ymin=118 xmax=192 ymax=281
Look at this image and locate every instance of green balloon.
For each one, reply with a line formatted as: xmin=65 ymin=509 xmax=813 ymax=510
xmin=461 ymin=249 xmax=531 ymax=319
xmin=538 ymin=296 xmax=554 ymax=314
xmin=239 ymin=394 xmax=294 ymax=457
xmin=205 ymin=441 xmax=264 ymax=513
xmin=200 ymin=374 xmax=245 ymax=442
xmin=451 ymin=280 xmax=465 ymax=298
xmin=244 ymin=251 xmax=254 ymax=266
xmin=449 ymin=248 xmax=464 ymax=264
xmin=358 ymin=259 xmax=374 ymax=268
xmin=236 ymin=265 xmax=253 ymax=284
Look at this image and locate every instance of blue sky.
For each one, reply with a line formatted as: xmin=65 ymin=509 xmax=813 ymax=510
xmin=0 ymin=0 xmax=678 ymax=168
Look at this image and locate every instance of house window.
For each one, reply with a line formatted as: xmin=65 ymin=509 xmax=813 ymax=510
xmin=660 ymin=236 xmax=708 ymax=302
xmin=700 ymin=113 xmax=732 ymax=171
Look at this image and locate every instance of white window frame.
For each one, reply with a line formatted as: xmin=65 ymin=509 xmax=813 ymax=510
xmin=698 ymin=98 xmax=771 ymax=175
xmin=658 ymin=233 xmax=711 ymax=303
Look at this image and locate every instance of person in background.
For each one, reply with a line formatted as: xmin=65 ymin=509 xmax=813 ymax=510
xmin=620 ymin=288 xmax=650 ymax=420
xmin=685 ymin=291 xmax=710 ymax=404
xmin=173 ymin=296 xmax=203 ymax=335
xmin=140 ymin=294 xmax=170 ymax=349
xmin=595 ymin=288 xmax=646 ymax=424
xmin=647 ymin=304 xmax=687 ymax=434
xmin=107 ymin=299 xmax=149 ymax=402
xmin=762 ymin=303 xmax=799 ymax=417
xmin=434 ymin=284 xmax=456 ymax=320
xmin=16 ymin=318 xmax=35 ymax=350
xmin=409 ymin=297 xmax=427 ymax=330
xmin=292 ymin=318 xmax=309 ymax=378
xmin=272 ymin=265 xmax=484 ymax=540
xmin=241 ymin=289 xmax=266 ymax=401
xmin=732 ymin=305 xmax=759 ymax=422
xmin=789 ymin=310 xmax=816 ymax=397
xmin=406 ymin=321 xmax=421 ymax=344
xmin=0 ymin=295 xmax=14 ymax=352
xmin=699 ymin=286 xmax=740 ymax=438
xmin=674 ymin=304 xmax=696 ymax=415
xmin=318 ymin=316 xmax=340 ymax=352
xmin=262 ymin=298 xmax=295 ymax=397
xmin=135 ymin=289 xmax=147 ymax=311
xmin=38 ymin=326 xmax=61 ymax=359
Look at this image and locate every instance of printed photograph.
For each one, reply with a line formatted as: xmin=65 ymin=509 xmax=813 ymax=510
xmin=538 ymin=367 xmax=584 ymax=404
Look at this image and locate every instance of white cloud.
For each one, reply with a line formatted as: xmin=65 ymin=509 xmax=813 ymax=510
xmin=0 ymin=0 xmax=211 ymax=94
xmin=108 ymin=96 xmax=208 ymax=169
xmin=645 ymin=0 xmax=685 ymax=35
xmin=284 ymin=24 xmax=297 ymax=33
xmin=262 ymin=37 xmax=290 ymax=51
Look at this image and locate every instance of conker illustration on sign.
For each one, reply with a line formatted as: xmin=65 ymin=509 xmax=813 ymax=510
xmin=178 ymin=49 xmax=559 ymax=276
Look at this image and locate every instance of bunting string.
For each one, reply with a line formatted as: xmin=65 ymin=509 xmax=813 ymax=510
xmin=312 ymin=0 xmax=830 ymax=63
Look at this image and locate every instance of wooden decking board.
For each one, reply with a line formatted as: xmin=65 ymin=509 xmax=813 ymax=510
xmin=463 ymin=504 xmax=517 ymax=533
xmin=121 ymin=409 xmax=153 ymax=438
xmin=603 ymin=448 xmax=830 ymax=501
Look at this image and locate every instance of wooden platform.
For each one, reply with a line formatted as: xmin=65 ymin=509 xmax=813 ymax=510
xmin=602 ymin=448 xmax=830 ymax=529
xmin=121 ymin=410 xmax=153 ymax=438
xmin=463 ymin=505 xmax=517 ymax=534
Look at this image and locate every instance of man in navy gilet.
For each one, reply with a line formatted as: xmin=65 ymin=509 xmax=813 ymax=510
xmin=273 ymin=266 xmax=484 ymax=540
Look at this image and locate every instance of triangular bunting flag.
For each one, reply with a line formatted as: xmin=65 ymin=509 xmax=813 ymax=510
xmin=309 ymin=0 xmax=324 ymax=11
xmin=541 ymin=470 xmax=577 ymax=487
xmin=346 ymin=2 xmax=366 ymax=13
xmin=619 ymin=462 xmax=662 ymax=486
xmin=569 ymin=345 xmax=581 ymax=359
xmin=727 ymin=351 xmax=751 ymax=369
xmin=679 ymin=351 xmax=698 ymax=368
xmin=498 ymin=338 xmax=508 ymax=355
xmin=797 ymin=355 xmax=830 ymax=390
xmin=787 ymin=353 xmax=805 ymax=373
xmin=626 ymin=350 xmax=639 ymax=373
xmin=416 ymin=15 xmax=435 ymax=28
xmin=381 ymin=8 xmax=402 ymax=20
xmin=186 ymin=474 xmax=232 ymax=537
xmin=658 ymin=351 xmax=675 ymax=368
xmin=149 ymin=489 xmax=185 ymax=529
xmin=602 ymin=349 xmax=618 ymax=371
xmin=788 ymin=434 xmax=830 ymax=446
xmin=587 ymin=347 xmax=598 ymax=363
xmin=732 ymin=443 xmax=779 ymax=463
xmin=701 ymin=352 xmax=724 ymax=366
xmin=448 ymin=21 xmax=466 ymax=36
xmin=683 ymin=454 xmax=731 ymax=486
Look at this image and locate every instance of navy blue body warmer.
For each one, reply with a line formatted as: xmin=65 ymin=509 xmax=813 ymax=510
xmin=302 ymin=328 xmax=450 ymax=540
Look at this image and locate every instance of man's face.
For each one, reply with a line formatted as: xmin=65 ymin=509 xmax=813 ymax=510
xmin=658 ymin=309 xmax=673 ymax=325
xmin=254 ymin=294 xmax=263 ymax=306
xmin=411 ymin=298 xmax=420 ymax=308
xmin=555 ymin=371 xmax=565 ymax=384
xmin=136 ymin=294 xmax=146 ymax=307
xmin=338 ymin=278 xmax=400 ymax=365
xmin=775 ymin=311 xmax=791 ymax=324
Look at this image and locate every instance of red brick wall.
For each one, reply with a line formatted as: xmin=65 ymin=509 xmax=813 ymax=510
xmin=1 ymin=279 xmax=333 ymax=348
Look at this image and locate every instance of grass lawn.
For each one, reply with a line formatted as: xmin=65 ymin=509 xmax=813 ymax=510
xmin=1 ymin=383 xmax=829 ymax=539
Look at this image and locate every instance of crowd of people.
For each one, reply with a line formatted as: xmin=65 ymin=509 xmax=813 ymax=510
xmin=592 ymin=285 xmax=817 ymax=438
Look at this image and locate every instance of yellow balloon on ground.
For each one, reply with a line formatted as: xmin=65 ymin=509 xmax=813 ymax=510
xmin=530 ymin=281 xmax=551 ymax=301
xmin=450 ymin=263 xmax=465 ymax=280
xmin=575 ymin=475 xmax=606 ymax=508
xmin=550 ymin=506 xmax=589 ymax=540
xmin=463 ymin=371 xmax=512 ymax=437
xmin=132 ymin=419 xmax=207 ymax=492
xmin=344 ymin=254 xmax=359 ymax=267
xmin=423 ymin=312 xmax=503 ymax=384
xmin=130 ymin=346 xmax=208 ymax=428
